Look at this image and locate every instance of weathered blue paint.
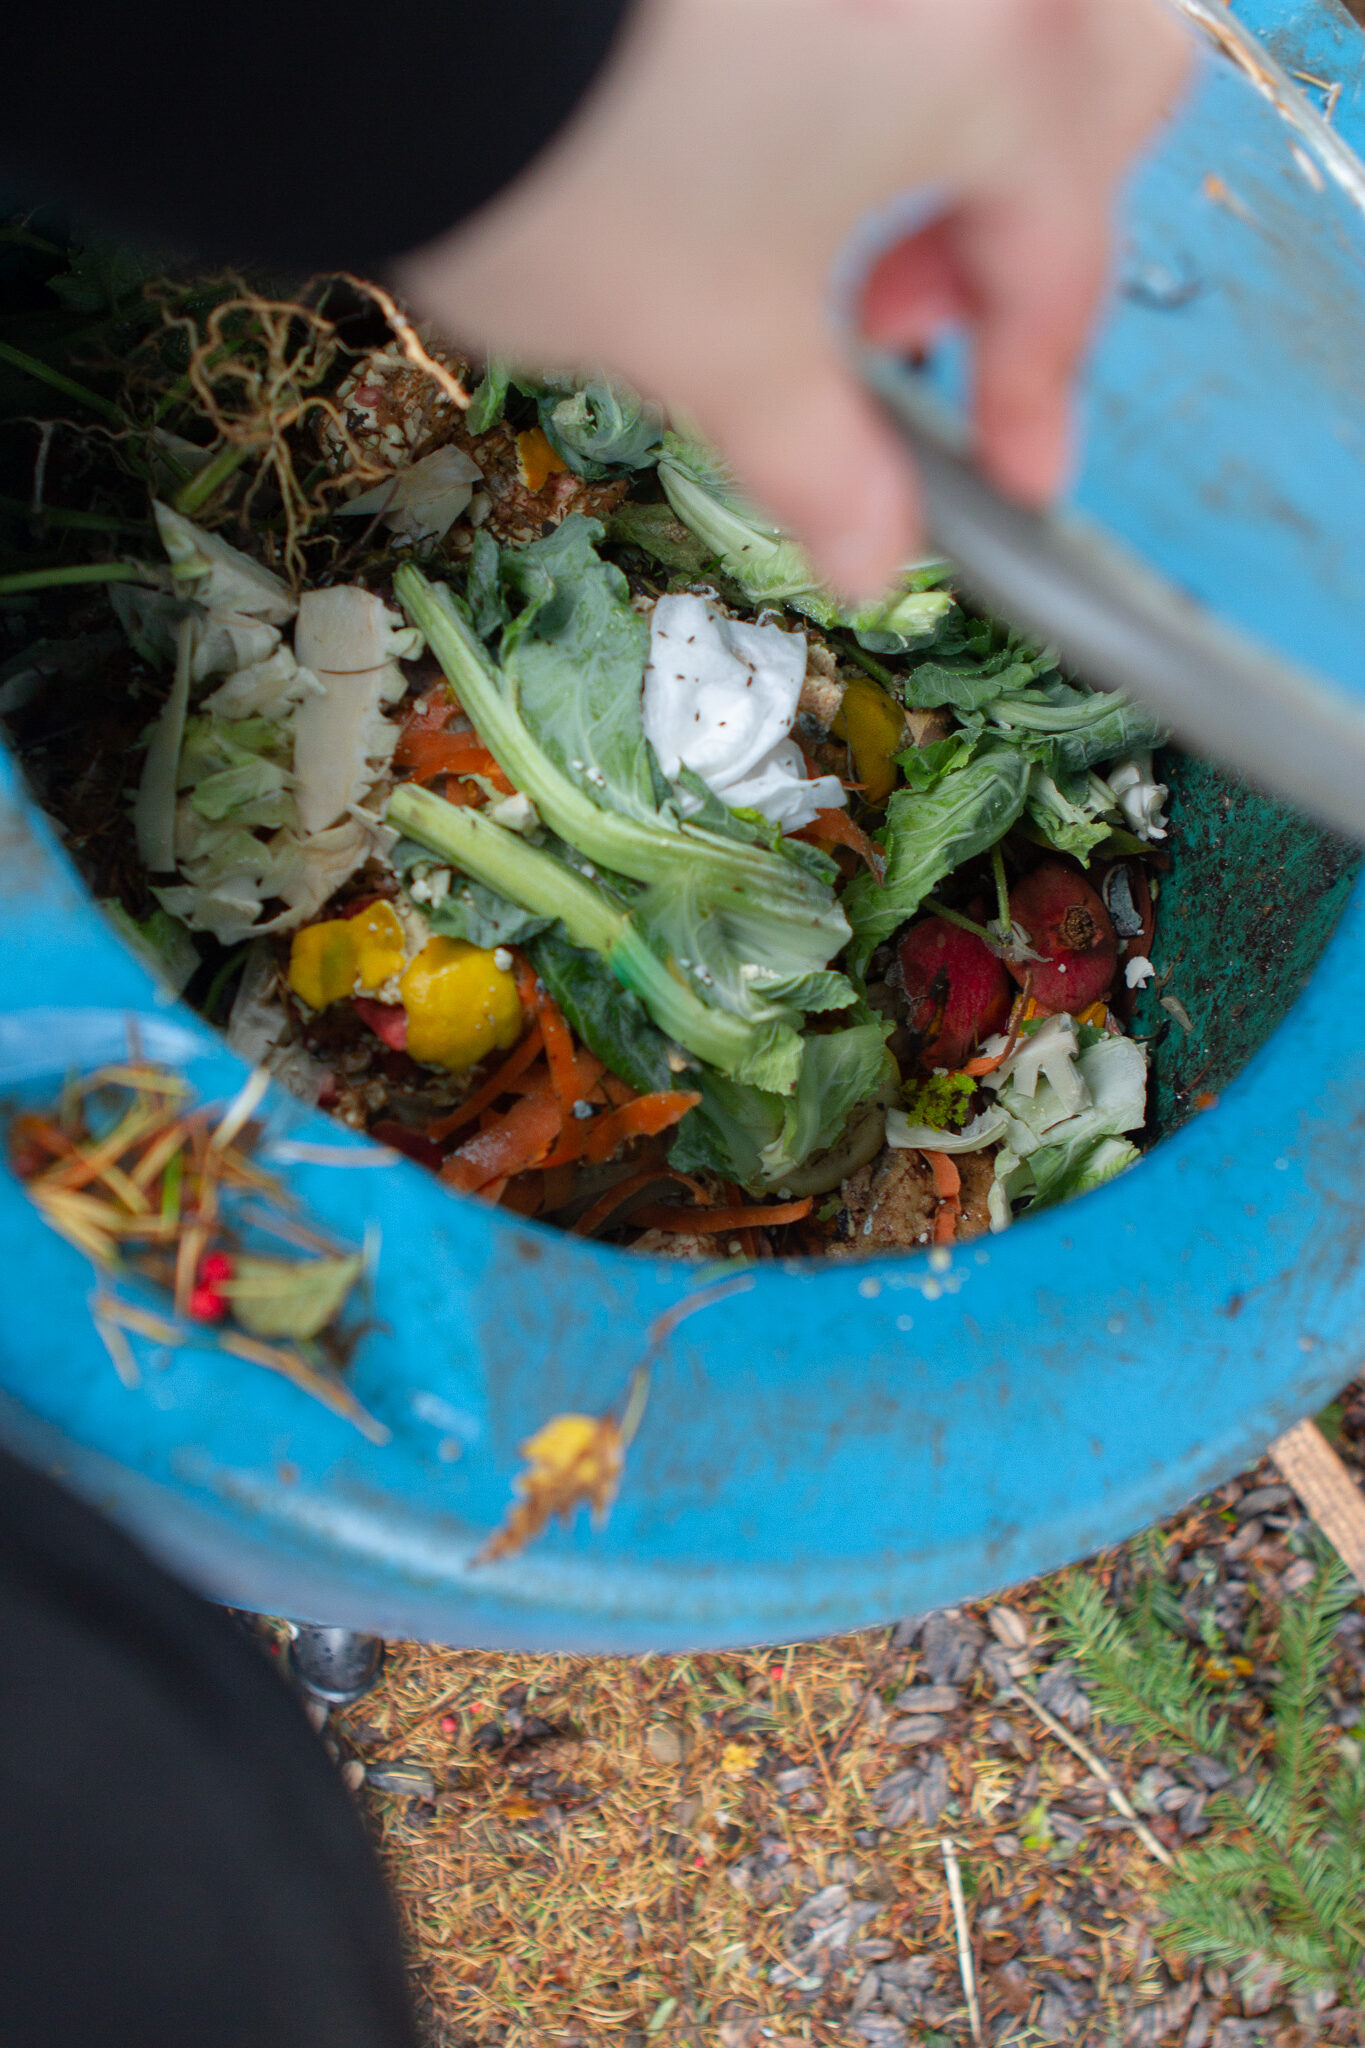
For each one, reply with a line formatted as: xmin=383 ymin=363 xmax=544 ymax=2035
xmin=2 ymin=4 xmax=1365 ymax=1649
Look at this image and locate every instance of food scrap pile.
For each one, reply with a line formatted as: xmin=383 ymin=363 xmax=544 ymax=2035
xmin=6 ymin=281 xmax=1171 ymax=1260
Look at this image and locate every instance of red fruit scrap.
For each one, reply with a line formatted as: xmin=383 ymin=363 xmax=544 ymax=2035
xmin=199 ymin=1250 xmax=234 ymax=1285
xmin=895 ymin=915 xmax=1013 ymax=1070
xmin=353 ymin=997 xmax=409 ymax=1052
xmin=1007 ymin=859 xmax=1117 ymax=1013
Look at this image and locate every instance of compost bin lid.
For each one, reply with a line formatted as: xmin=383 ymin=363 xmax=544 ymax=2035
xmin=856 ymin=12 xmax=1365 ymax=843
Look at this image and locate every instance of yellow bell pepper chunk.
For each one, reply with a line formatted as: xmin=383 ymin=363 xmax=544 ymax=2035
xmin=399 ymin=937 xmax=522 ymax=1072
xmin=287 ymin=900 xmax=406 ymax=1012
xmin=832 ymin=675 xmax=906 ymax=807
xmin=515 ymin=426 xmax=569 ymax=494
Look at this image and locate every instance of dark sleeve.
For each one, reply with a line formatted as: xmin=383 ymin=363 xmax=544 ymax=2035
xmin=2 ymin=1 xmax=635 ymax=272
xmin=0 ymin=1444 xmax=415 ymax=2048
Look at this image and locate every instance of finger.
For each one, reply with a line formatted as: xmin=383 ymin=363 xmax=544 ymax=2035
xmin=696 ymin=347 xmax=927 ymax=601
xmin=953 ymin=181 xmax=1113 ymax=505
xmin=859 ymin=217 xmax=975 ymax=354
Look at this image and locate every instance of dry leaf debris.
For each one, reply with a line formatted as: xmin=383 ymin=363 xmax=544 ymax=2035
xmin=338 ymin=1393 xmax=1365 ymax=2048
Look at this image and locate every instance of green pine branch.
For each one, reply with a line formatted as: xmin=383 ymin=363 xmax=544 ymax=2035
xmin=1044 ymin=1542 xmax=1365 ymax=2018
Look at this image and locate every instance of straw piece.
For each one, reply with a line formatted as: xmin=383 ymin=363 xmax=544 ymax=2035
xmin=92 ymin=1313 xmax=141 ymax=1389
xmin=90 ymin=1294 xmax=185 ymax=1346
xmin=1007 ymin=1679 xmax=1177 ymax=1869
xmin=940 ymin=1835 xmax=983 ymax=2047
xmin=217 ymin=1331 xmax=390 ymax=1444
xmin=210 ymin=1067 xmax=270 ymax=1152
xmin=264 ymin=1139 xmax=401 ymax=1168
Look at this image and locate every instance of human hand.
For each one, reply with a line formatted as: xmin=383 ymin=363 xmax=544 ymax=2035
xmin=395 ymin=0 xmax=1191 ymax=599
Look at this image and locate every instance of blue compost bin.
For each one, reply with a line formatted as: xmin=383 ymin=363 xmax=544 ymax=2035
xmin=3 ymin=0 xmax=1365 ymax=1651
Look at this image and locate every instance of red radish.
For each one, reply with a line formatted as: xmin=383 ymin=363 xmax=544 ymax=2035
xmin=1007 ymin=860 xmax=1117 ymax=1013
xmin=895 ymin=915 xmax=1013 ymax=1070
xmin=353 ymin=997 xmax=409 ymax=1052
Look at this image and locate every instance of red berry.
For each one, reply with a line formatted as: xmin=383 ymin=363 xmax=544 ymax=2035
xmin=199 ymin=1251 xmax=234 ymax=1285
xmin=1007 ymin=860 xmax=1118 ymax=1014
xmin=440 ymin=1715 xmax=458 ymax=1736
xmin=188 ymin=1283 xmax=227 ymax=1323
xmin=896 ymin=915 xmax=1013 ymax=1070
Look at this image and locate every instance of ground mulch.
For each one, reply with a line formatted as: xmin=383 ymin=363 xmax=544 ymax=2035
xmin=327 ymin=1381 xmax=1365 ymax=2048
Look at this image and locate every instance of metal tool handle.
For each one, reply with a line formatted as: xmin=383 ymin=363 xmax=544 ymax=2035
xmin=860 ymin=346 xmax=1365 ymax=842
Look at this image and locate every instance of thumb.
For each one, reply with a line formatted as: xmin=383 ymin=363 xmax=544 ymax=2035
xmin=694 ymin=347 xmax=925 ymax=603
xmin=954 ymin=180 xmax=1113 ymax=506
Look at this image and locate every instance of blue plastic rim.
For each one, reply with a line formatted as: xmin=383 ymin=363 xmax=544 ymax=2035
xmin=3 ymin=0 xmax=1365 ymax=1650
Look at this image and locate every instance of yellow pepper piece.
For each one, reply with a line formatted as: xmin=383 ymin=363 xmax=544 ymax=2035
xmin=515 ymin=426 xmax=568 ymax=494
xmin=287 ymin=900 xmax=406 ymax=1012
xmin=832 ymin=675 xmax=906 ymax=807
xmin=349 ymin=902 xmax=407 ymax=993
xmin=399 ymin=937 xmax=522 ymax=1072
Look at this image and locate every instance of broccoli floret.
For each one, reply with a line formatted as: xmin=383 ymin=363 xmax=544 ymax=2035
xmin=900 ymin=1069 xmax=978 ymax=1132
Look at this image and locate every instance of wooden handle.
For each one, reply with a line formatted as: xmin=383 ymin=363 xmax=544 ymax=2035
xmin=1270 ymin=1418 xmax=1365 ymax=1584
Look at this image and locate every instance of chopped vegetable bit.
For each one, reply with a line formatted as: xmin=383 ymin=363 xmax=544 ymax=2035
xmin=900 ymin=1070 xmax=978 ymax=1133
xmin=399 ymin=937 xmax=522 ymax=1071
xmin=831 ymin=675 xmax=904 ymax=807
xmin=287 ymin=900 xmax=407 ymax=1011
xmin=515 ymin=426 xmax=569 ymax=494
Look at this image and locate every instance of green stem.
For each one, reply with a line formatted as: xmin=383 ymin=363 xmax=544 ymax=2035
xmin=0 ymin=494 xmax=143 ymax=533
xmin=833 ymin=632 xmax=902 ymax=692
xmin=0 ymin=560 xmax=149 ymax=596
xmin=991 ymin=844 xmax=1011 ymax=932
xmin=921 ymin=895 xmax=995 ymax=946
xmin=173 ymin=439 xmax=254 ymax=517
xmin=394 ymin=564 xmax=846 ymax=941
xmin=0 ymin=340 xmax=124 ymax=426
xmin=390 ymin=784 xmax=621 ymax=953
xmin=387 ymin=784 xmax=767 ymax=1079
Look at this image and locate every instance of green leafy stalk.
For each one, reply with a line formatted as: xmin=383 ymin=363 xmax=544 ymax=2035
xmin=393 ymin=563 xmax=849 ymax=966
xmin=841 ymin=746 xmax=1032 ymax=974
xmin=172 ymin=439 xmax=254 ymax=517
xmin=0 ymin=560 xmax=158 ymax=597
xmin=0 ymin=339 xmax=125 ymax=425
xmin=387 ymin=785 xmax=801 ymax=1088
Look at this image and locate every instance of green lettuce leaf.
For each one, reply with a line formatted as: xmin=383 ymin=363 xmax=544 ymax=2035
xmin=606 ymin=500 xmax=715 ymax=580
xmin=529 ymin=931 xmax=682 ymax=1095
xmin=993 ymin=1033 xmax=1149 ymax=1216
xmin=386 ymin=787 xmax=807 ymax=1090
xmin=670 ymin=1017 xmax=890 ymax=1189
xmin=986 ymin=675 xmax=1164 ymax=771
xmin=465 ymin=529 xmax=510 ymax=642
xmin=1028 ymin=1132 xmax=1140 ymax=1207
xmin=847 ymin=585 xmax=955 ymax=654
xmin=466 ymin=360 xmax=511 ymax=435
xmin=536 ymin=379 xmax=663 ymax=479
xmin=657 ymin=433 xmax=840 ymax=621
xmin=393 ymin=569 xmax=851 ymax=1015
xmin=841 ymin=745 xmax=1032 ymax=975
xmin=901 ymin=623 xmax=1059 ymax=712
xmin=1024 ymin=764 xmax=1114 ymax=864
xmin=499 ymin=515 xmax=659 ymax=824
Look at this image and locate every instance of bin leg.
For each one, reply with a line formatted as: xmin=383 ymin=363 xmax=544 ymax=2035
xmin=285 ymin=1623 xmax=385 ymax=1707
